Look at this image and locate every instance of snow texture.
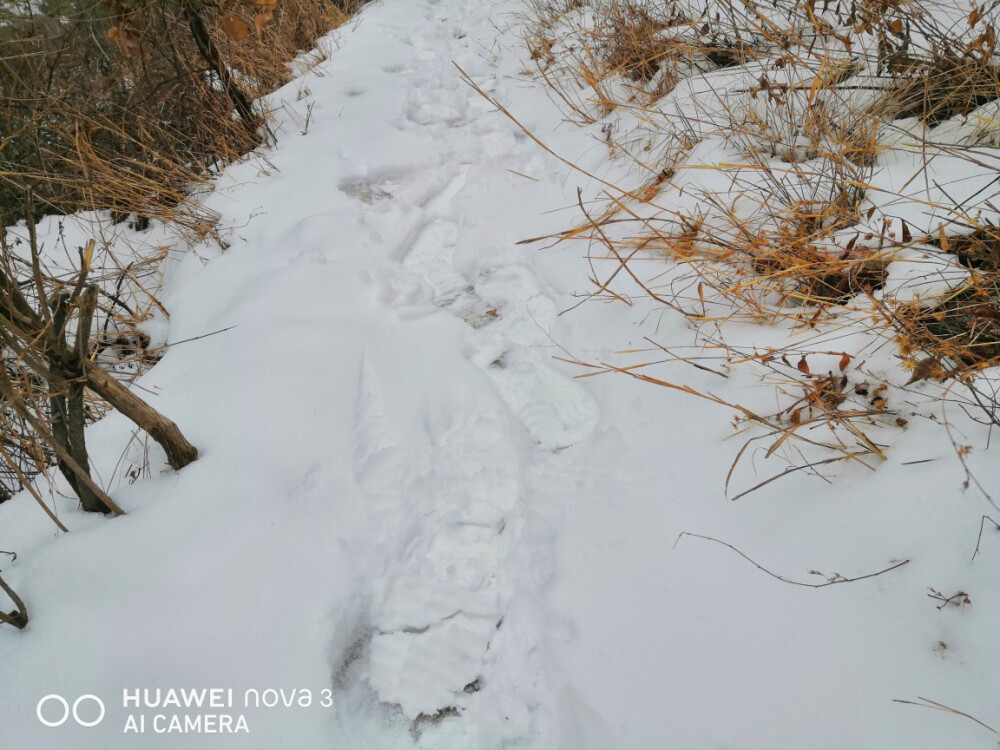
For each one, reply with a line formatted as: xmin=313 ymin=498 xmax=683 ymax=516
xmin=1 ymin=0 xmax=999 ymax=748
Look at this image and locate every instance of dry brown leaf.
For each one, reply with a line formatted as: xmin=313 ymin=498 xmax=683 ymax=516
xmin=108 ymin=25 xmax=140 ymax=58
xmin=221 ymin=14 xmax=252 ymax=41
xmin=938 ymin=224 xmax=950 ymax=252
xmin=906 ymin=357 xmax=945 ymax=384
xmin=254 ymin=12 xmax=274 ymax=32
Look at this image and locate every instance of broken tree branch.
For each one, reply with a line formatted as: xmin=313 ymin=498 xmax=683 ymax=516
xmin=0 ymin=574 xmax=28 ymax=630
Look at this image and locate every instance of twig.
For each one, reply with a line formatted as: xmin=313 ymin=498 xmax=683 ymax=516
xmin=971 ymin=515 xmax=1000 ymax=562
xmin=165 ymin=325 xmax=236 ymax=348
xmin=730 ymin=454 xmax=860 ymax=501
xmin=643 ymin=336 xmax=729 ymax=378
xmin=674 ymin=532 xmax=909 ymax=588
xmin=0 ymin=438 xmax=69 ymax=533
xmin=893 ymin=697 xmax=997 ymax=735
xmin=926 ymin=588 xmax=970 ymax=610
xmin=942 ymin=379 xmax=998 ymax=513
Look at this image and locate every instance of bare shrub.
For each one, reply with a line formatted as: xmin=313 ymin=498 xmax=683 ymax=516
xmin=0 ymin=0 xmax=360 ymax=224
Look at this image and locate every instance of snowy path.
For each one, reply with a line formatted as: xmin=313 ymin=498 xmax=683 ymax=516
xmin=2 ymin=0 xmax=1000 ymax=748
xmin=317 ymin=1 xmax=601 ymax=744
xmin=327 ymin=5 xmax=614 ymax=747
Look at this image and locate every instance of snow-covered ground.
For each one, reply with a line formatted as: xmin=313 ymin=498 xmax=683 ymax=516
xmin=1 ymin=0 xmax=999 ymax=748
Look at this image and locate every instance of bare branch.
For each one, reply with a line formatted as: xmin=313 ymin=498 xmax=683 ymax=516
xmin=893 ymin=697 xmax=997 ymax=736
xmin=675 ymin=532 xmax=909 ymax=588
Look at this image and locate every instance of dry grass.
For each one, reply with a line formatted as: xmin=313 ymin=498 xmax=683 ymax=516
xmin=516 ymin=0 xmax=1000 ymax=497
xmin=891 ymin=274 xmax=1000 ymax=379
xmin=0 ymin=0 xmax=361 ymax=226
xmin=0 ymin=0 xmax=363 ymax=508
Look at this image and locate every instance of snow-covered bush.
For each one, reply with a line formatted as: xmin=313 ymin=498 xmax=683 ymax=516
xmin=521 ymin=0 xmax=1000 ymax=488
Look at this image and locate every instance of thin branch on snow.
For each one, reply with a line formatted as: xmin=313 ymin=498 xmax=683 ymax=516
xmin=0 ymin=574 xmax=28 ymax=630
xmin=893 ymin=697 xmax=998 ymax=736
xmin=971 ymin=515 xmax=1000 ymax=562
xmin=674 ymin=532 xmax=909 ymax=588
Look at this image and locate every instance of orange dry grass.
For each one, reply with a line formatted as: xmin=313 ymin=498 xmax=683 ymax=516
xmin=515 ymin=0 xmax=1000 ymax=496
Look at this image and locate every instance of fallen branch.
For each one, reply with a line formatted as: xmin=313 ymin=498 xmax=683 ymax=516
xmin=0 ymin=574 xmax=28 ymax=630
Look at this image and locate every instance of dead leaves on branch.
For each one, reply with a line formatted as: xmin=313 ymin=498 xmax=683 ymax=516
xmin=253 ymin=12 xmax=274 ymax=33
xmin=106 ymin=1 xmax=282 ymax=49
xmin=106 ymin=23 xmax=142 ymax=58
xmin=220 ymin=14 xmax=253 ymax=41
xmin=221 ymin=0 xmax=281 ymax=41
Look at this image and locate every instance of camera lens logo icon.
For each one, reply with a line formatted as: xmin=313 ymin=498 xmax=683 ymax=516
xmin=36 ymin=694 xmax=105 ymax=727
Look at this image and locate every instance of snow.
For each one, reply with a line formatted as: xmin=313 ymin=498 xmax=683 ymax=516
xmin=881 ymin=245 xmax=969 ymax=306
xmin=1 ymin=0 xmax=1000 ymax=748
